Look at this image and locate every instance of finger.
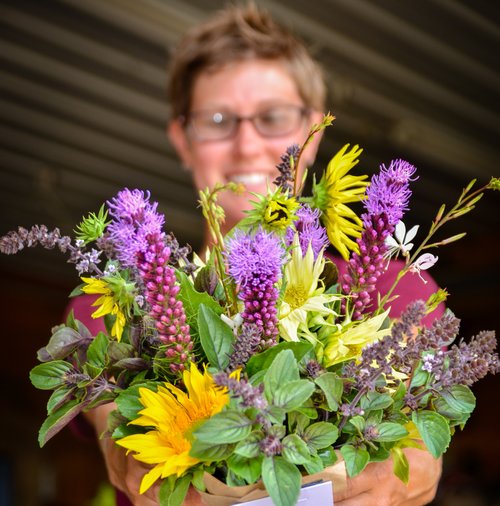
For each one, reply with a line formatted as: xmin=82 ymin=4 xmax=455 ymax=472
xmin=334 ymin=491 xmax=373 ymax=506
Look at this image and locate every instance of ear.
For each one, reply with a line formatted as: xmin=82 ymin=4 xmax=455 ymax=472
xmin=167 ymin=120 xmax=193 ymax=170
xmin=302 ymin=110 xmax=326 ymax=165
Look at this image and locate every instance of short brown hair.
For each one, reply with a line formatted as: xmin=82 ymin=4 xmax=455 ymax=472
xmin=167 ymin=3 xmax=326 ymax=118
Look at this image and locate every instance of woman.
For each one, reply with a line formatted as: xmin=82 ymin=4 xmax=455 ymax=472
xmin=74 ymin=4 xmax=442 ymax=505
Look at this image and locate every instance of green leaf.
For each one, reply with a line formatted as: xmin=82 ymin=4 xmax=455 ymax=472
xmin=227 ymin=454 xmax=262 ymax=483
xmin=273 ymin=380 xmax=315 ymax=412
xmin=410 ymin=364 xmax=429 ymax=389
xmin=86 ymin=331 xmax=109 ymax=367
xmin=189 ymin=439 xmax=234 ymax=461
xmin=347 ymin=415 xmax=365 ymax=434
xmin=412 ymin=410 xmax=451 ymax=458
xmin=282 ymin=434 xmax=311 ymax=465
xmin=176 ymin=270 xmax=223 ymax=334
xmin=46 ymin=387 xmax=76 ymax=415
xmin=168 ymin=474 xmax=191 ymax=506
xmin=318 ymin=446 xmax=338 ymax=467
xmin=303 ymin=421 xmax=339 ymax=450
xmin=262 ymin=456 xmax=301 ymax=506
xmin=40 ymin=326 xmax=84 ymax=360
xmin=302 ymin=454 xmax=324 ymax=475
xmin=439 ymin=385 xmax=476 ymax=416
xmin=30 ymin=361 xmax=74 ymax=390
xmin=246 ymin=341 xmax=313 ymax=377
xmin=83 ymin=363 xmax=103 ymax=379
xmin=264 ymin=349 xmax=299 ymax=401
xmin=107 ymin=341 xmax=135 ymax=362
xmin=360 ymin=391 xmax=393 ymax=411
xmin=193 ymin=410 xmax=252 ymax=444
xmin=314 ymin=372 xmax=343 ymax=411
xmin=197 ymin=304 xmax=234 ymax=369
xmin=391 ymin=447 xmax=409 ymax=484
xmin=159 ymin=474 xmax=191 ymax=506
xmin=38 ymin=399 xmax=87 ymax=446
xmin=234 ymin=431 xmax=263 ymax=458
xmin=340 ymin=444 xmax=370 ymax=477
xmin=375 ymin=422 xmax=409 ymax=442
xmin=115 ymin=383 xmax=154 ymax=420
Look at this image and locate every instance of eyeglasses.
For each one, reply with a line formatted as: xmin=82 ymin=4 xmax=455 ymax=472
xmin=184 ymin=104 xmax=310 ymax=141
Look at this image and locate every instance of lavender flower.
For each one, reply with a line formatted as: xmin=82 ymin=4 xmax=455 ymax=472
xmin=228 ymin=323 xmax=262 ymax=370
xmin=226 ymin=229 xmax=285 ymax=347
xmin=285 ymin=204 xmax=328 ymax=259
xmin=107 ymin=189 xmax=165 ymax=267
xmin=342 ymin=160 xmax=417 ymax=318
xmin=214 ymin=372 xmax=268 ymax=411
xmin=0 ymin=225 xmax=102 ymax=275
xmin=274 ymin=143 xmax=301 ymax=192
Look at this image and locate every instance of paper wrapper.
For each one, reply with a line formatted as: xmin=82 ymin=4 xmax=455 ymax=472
xmin=199 ymin=458 xmax=347 ymax=506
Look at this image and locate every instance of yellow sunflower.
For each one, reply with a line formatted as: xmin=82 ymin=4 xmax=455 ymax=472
xmin=311 ymin=144 xmax=369 ymax=260
xmin=115 ymin=363 xmax=231 ymax=494
xmin=81 ymin=277 xmax=127 ymax=341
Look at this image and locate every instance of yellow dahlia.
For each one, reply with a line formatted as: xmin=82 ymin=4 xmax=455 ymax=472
xmin=115 ymin=363 xmax=230 ymax=494
xmin=81 ymin=277 xmax=127 ymax=341
xmin=323 ymin=310 xmax=390 ymax=367
xmin=311 ymin=144 xmax=369 ymax=260
xmin=279 ymin=236 xmax=339 ymax=343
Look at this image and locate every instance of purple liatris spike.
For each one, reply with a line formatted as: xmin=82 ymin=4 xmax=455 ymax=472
xmin=137 ymin=234 xmax=192 ymax=374
xmin=285 ymin=204 xmax=328 ymax=259
xmin=342 ymin=160 xmax=417 ymax=319
xmin=363 ymin=159 xmax=417 ymax=227
xmin=107 ymin=188 xmax=165 ymax=267
xmin=226 ymin=228 xmax=285 ymax=348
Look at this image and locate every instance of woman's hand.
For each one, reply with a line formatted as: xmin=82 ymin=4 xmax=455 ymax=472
xmin=334 ymin=448 xmax=441 ymax=506
xmin=86 ymin=403 xmax=206 ymax=505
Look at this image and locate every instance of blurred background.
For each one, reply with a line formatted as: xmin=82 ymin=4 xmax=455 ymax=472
xmin=0 ymin=1 xmax=499 ymax=504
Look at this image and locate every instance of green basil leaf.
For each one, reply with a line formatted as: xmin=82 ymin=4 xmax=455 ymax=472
xmin=262 ymin=456 xmax=301 ymax=506
xmin=30 ymin=361 xmax=74 ymax=390
xmin=197 ymin=304 xmax=234 ymax=369
xmin=193 ymin=410 xmax=252 ymax=444
xmin=340 ymin=444 xmax=370 ymax=477
xmin=273 ymin=379 xmax=315 ymax=412
xmin=412 ymin=410 xmax=451 ymax=458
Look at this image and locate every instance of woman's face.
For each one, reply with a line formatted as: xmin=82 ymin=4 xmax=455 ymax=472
xmin=169 ymin=59 xmax=323 ymax=233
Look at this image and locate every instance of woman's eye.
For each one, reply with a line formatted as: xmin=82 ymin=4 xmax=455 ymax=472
xmin=260 ymin=111 xmax=285 ymax=125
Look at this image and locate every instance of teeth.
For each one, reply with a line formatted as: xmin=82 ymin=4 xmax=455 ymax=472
xmin=230 ymin=173 xmax=268 ymax=185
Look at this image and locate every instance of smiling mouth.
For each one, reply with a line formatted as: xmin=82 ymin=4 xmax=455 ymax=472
xmin=229 ymin=173 xmax=272 ymax=186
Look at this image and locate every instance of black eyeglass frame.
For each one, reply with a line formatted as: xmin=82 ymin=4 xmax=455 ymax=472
xmin=180 ymin=104 xmax=311 ymax=141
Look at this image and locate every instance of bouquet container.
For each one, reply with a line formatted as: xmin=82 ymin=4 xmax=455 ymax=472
xmin=199 ymin=459 xmax=346 ymax=505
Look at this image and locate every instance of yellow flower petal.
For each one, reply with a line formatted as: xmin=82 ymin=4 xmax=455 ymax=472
xmin=115 ymin=364 xmax=230 ymax=494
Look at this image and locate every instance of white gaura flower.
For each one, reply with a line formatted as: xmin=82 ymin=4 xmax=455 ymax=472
xmin=278 ymin=236 xmax=340 ymax=343
xmin=384 ymin=220 xmax=419 ymax=260
xmin=409 ymin=253 xmax=439 ymax=282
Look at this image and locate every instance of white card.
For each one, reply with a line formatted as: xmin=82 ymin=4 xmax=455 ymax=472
xmin=238 ymin=480 xmax=333 ymax=505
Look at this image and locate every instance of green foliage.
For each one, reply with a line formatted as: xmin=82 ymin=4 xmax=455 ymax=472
xmin=197 ymin=303 xmax=234 ymax=369
xmin=412 ymin=410 xmax=451 ymax=458
xmin=262 ymin=457 xmax=301 ymax=506
xmin=340 ymin=444 xmax=370 ymax=477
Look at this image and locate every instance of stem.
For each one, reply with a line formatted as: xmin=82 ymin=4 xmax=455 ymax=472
xmin=377 ymin=181 xmax=489 ymax=311
xmin=292 ymin=114 xmax=335 ymax=197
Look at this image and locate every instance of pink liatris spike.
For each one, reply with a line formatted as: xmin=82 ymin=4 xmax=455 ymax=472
xmin=137 ymin=236 xmax=192 ymax=374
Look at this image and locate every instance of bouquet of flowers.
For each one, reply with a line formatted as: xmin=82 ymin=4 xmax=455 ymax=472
xmin=1 ymin=115 xmax=499 ymax=506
